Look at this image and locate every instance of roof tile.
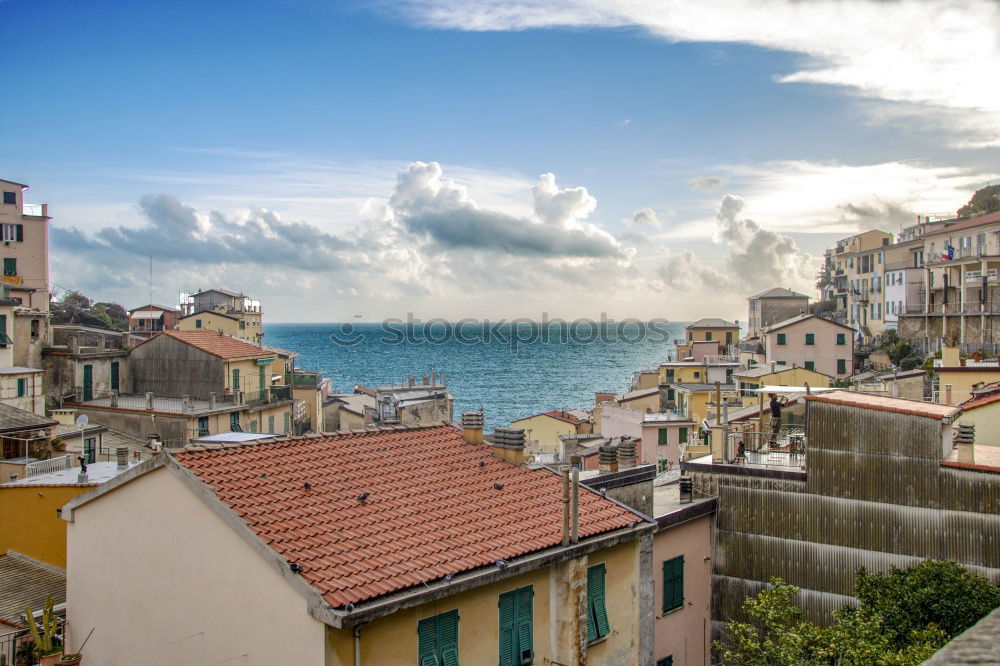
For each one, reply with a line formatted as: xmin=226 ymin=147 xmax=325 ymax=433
xmin=805 ymin=390 xmax=960 ymax=420
xmin=137 ymin=330 xmax=271 ymax=359
xmin=173 ymin=425 xmax=637 ymax=607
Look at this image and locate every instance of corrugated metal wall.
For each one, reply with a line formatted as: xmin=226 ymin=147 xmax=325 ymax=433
xmin=707 ymin=401 xmax=1000 ymax=627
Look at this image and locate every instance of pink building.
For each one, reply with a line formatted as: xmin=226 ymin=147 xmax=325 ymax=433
xmin=600 ymin=404 xmax=695 ymax=471
xmin=764 ymin=314 xmax=855 ymax=379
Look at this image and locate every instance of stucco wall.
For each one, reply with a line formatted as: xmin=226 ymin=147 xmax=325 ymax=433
xmin=765 ymin=318 xmax=854 ymax=379
xmin=66 ymin=466 xmax=326 ymax=665
xmin=653 ymin=514 xmax=713 ymax=665
xmin=0 ymin=484 xmax=88 ymax=568
xmin=513 ymin=415 xmax=579 ymax=454
xmin=325 ymin=540 xmax=642 ymax=666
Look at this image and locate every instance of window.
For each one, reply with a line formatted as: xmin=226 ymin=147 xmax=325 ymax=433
xmin=666 ymin=389 xmax=675 ymax=401
xmin=705 ymin=331 xmax=713 ymax=341
xmin=110 ymin=362 xmax=120 ymax=392
xmin=198 ymin=416 xmax=209 ymax=437
xmin=239 ymin=320 xmax=246 ymax=330
xmin=777 ymin=361 xmax=787 ymax=366
xmin=2 ymin=192 xmax=14 ymax=205
xmin=0 ymin=314 xmax=8 ymax=347
xmin=230 ymin=412 xmax=241 ymax=432
xmin=195 ymin=318 xmax=202 ymax=329
xmin=678 ymin=427 xmax=688 ymax=444
xmin=499 ymin=586 xmax=533 ymax=666
xmin=805 ymin=333 xmax=815 ymax=345
xmin=662 ymin=556 xmax=684 ymax=613
xmin=837 ymin=359 xmax=847 ymax=375
xmin=776 ymin=333 xmax=786 ymax=345
xmin=587 ymin=563 xmax=610 ymax=643
xmin=804 ymin=361 xmax=814 ymax=371
xmin=418 ymin=609 xmax=459 ymax=666
xmin=232 ymin=368 xmax=240 ymax=392
xmin=16 ymin=377 xmax=26 ymax=397
xmin=726 ymin=331 xmax=733 ymax=344
xmin=3 ymin=258 xmax=16 ymax=276
xmin=284 ymin=412 xmax=290 ymax=433
xmin=1 ymin=224 xmax=22 ymax=242
xmin=666 ymin=369 xmax=674 ymax=380
xmin=658 ymin=428 xmax=669 ymax=445
xmin=693 ymin=371 xmax=700 ymax=380
xmin=30 ymin=318 xmax=38 ymax=339
xmin=836 ymin=333 xmax=846 ymax=345
xmin=83 ymin=438 xmax=96 ymax=464
xmin=657 ymin=659 xmax=674 ymax=666
xmin=249 ymin=420 xmax=257 ymax=433
xmin=268 ymin=415 xmax=275 ymax=434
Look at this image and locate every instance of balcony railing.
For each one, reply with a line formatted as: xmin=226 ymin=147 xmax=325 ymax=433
xmin=25 ymin=454 xmax=74 ymax=477
xmin=284 ymin=371 xmax=321 ymax=387
xmin=21 ymin=202 xmax=46 ymax=216
xmin=726 ymin=429 xmax=807 ymax=469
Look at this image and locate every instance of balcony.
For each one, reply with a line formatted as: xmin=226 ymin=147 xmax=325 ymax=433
xmin=284 ymin=371 xmax=321 ymax=387
xmin=21 ymin=202 xmax=47 ymax=217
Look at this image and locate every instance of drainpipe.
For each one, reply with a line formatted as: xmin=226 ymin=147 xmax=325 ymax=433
xmin=561 ymin=466 xmax=571 ymax=546
xmin=570 ymin=466 xmax=580 ymax=544
xmin=353 ymin=625 xmax=363 ymax=666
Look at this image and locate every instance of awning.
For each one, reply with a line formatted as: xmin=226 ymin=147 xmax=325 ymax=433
xmin=131 ymin=311 xmax=164 ymax=320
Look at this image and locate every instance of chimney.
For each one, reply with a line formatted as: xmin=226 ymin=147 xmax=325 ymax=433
xmin=945 ymin=383 xmax=953 ymax=405
xmin=956 ymin=422 xmax=975 ymax=465
xmin=461 ymin=411 xmax=484 ymax=445
xmin=407 ymin=376 xmax=415 ymax=388
xmin=598 ymin=443 xmax=618 ymax=473
xmin=116 ymin=447 xmax=128 ymax=470
xmin=422 ymin=375 xmax=430 ymax=385
xmin=618 ymin=436 xmax=636 ymax=469
xmin=491 ymin=427 xmax=525 ymax=465
xmin=679 ymin=475 xmax=693 ymax=503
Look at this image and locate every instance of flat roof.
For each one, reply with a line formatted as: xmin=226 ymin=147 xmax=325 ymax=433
xmin=3 ymin=460 xmax=140 ymax=486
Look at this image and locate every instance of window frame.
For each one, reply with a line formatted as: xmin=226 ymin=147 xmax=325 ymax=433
xmin=836 ymin=333 xmax=846 ymax=345
xmin=776 ymin=333 xmax=786 ymax=346
xmin=805 ymin=333 xmax=815 ymax=346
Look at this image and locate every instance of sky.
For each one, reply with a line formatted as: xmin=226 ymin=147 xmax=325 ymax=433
xmin=2 ymin=0 xmax=998 ymax=322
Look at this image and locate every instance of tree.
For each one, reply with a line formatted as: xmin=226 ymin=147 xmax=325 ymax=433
xmin=816 ymin=256 xmax=835 ymax=292
xmin=90 ymin=301 xmax=129 ymax=330
xmin=876 ymin=329 xmax=918 ymax=369
xmin=854 ymin=560 xmax=1000 ymax=649
xmin=49 ymin=290 xmax=128 ymax=331
xmin=957 ymin=184 xmax=1000 ymax=218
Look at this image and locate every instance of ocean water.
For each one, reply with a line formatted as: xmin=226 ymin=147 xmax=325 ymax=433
xmin=265 ymin=321 xmax=687 ymax=430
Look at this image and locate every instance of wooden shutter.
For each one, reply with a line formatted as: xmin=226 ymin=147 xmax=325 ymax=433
xmin=110 ymin=362 xmax=119 ymax=391
xmin=499 ymin=591 xmax=516 ymax=666
xmin=516 ymin=586 xmax=533 ymax=665
xmin=15 ymin=224 xmax=23 ymax=242
xmin=17 ymin=378 xmax=25 ymax=397
xmin=662 ymin=556 xmax=684 ymax=612
xmin=587 ymin=563 xmax=609 ymax=641
xmin=658 ymin=428 xmax=668 ymax=445
xmin=437 ymin=610 xmax=458 ymax=666
xmin=679 ymin=427 xmax=688 ymax=444
xmin=418 ymin=615 xmax=439 ymax=666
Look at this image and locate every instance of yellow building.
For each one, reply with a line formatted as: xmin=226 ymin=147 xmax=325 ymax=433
xmin=957 ymin=387 xmax=1000 ymax=447
xmin=733 ymin=364 xmax=832 ymax=405
xmin=675 ymin=318 xmax=739 ymax=359
xmin=827 ymin=229 xmax=894 ymax=339
xmin=0 ymin=458 xmax=138 ymax=568
xmin=511 ymin=410 xmax=590 ymax=455
xmin=672 ymin=383 xmax=739 ymax=431
xmin=62 ymin=424 xmax=651 ymax=665
xmin=935 ymin=347 xmax=1000 ymax=405
xmin=178 ymin=288 xmax=263 ymax=343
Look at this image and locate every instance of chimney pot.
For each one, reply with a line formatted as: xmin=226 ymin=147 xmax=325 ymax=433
xmin=491 ymin=427 xmax=525 ymax=465
xmin=461 ymin=411 xmax=484 ymax=445
xmin=598 ymin=443 xmax=618 ymax=473
xmin=956 ymin=422 xmax=976 ymax=465
xmin=618 ymin=437 xmax=637 ymax=469
xmin=116 ymin=447 xmax=128 ymax=470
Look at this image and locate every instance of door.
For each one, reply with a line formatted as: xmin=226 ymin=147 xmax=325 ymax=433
xmin=110 ymin=362 xmax=120 ymax=392
xmin=83 ymin=364 xmax=93 ymax=401
xmin=258 ymin=365 xmax=265 ymax=399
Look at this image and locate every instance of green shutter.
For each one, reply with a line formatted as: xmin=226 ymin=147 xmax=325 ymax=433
xmin=15 ymin=224 xmax=23 ymax=242
xmin=284 ymin=411 xmax=290 ymax=433
xmin=3 ymin=258 xmax=15 ymax=276
xmin=230 ymin=411 xmax=240 ymax=431
xmin=658 ymin=428 xmax=668 ymax=445
xmin=836 ymin=333 xmax=845 ymax=345
xmin=499 ymin=591 xmax=516 ymax=666
xmin=16 ymin=378 xmax=25 ymax=397
xmin=83 ymin=364 xmax=93 ymax=401
xmin=0 ymin=314 xmax=7 ymax=346
xmin=437 ymin=610 xmax=458 ymax=666
xmin=110 ymin=362 xmax=120 ymax=392
xmin=705 ymin=331 xmax=712 ymax=340
xmin=268 ymin=415 xmax=275 ymax=433
xmin=667 ymin=388 xmax=675 ymax=401
xmin=679 ymin=427 xmax=688 ymax=444
xmin=777 ymin=333 xmax=786 ymax=345
xmin=838 ymin=359 xmax=847 ymax=374
xmin=587 ymin=563 xmax=610 ymax=642
xmin=232 ymin=368 xmax=239 ymax=392
xmin=804 ymin=361 xmax=814 ymax=371
xmin=516 ymin=586 xmax=533 ymax=665
xmin=663 ymin=556 xmax=684 ymax=612
xmin=418 ymin=615 xmax=439 ymax=665
xmin=805 ymin=333 xmax=815 ymax=345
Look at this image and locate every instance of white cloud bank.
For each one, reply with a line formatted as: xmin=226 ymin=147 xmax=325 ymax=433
xmin=385 ymin=0 xmax=1000 ymax=147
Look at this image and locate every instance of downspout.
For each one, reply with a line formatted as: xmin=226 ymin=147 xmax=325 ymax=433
xmin=354 ymin=625 xmax=363 ymax=666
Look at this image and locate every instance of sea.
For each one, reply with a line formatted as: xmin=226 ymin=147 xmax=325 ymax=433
xmin=265 ymin=320 xmax=689 ymax=430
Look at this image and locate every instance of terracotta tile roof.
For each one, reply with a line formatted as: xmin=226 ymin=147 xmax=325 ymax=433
xmin=805 ymin=390 xmax=960 ymax=420
xmin=959 ymin=390 xmax=1000 ymax=412
xmin=353 ymin=385 xmax=376 ymax=397
xmin=173 ymin=425 xmax=637 ymax=608
xmin=514 ymin=410 xmax=586 ymax=425
xmin=0 ymin=553 xmax=66 ymax=625
xmin=137 ymin=330 xmax=271 ymax=359
xmin=765 ymin=313 xmax=853 ymax=333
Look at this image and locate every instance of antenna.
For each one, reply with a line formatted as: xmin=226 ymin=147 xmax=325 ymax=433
xmin=148 ymin=256 xmax=152 ymax=305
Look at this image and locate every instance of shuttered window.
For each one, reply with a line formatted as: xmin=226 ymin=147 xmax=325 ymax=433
xmin=836 ymin=333 xmax=846 ymax=345
xmin=16 ymin=378 xmax=26 ymax=397
xmin=656 ymin=658 xmax=674 ymax=666
xmin=587 ymin=563 xmax=610 ymax=643
xmin=0 ymin=314 xmax=9 ymax=346
xmin=418 ymin=609 xmax=459 ymax=666
xmin=679 ymin=427 xmax=688 ymax=444
xmin=110 ymin=362 xmax=120 ymax=392
xmin=3 ymin=258 xmax=16 ymax=276
xmin=662 ymin=556 xmax=684 ymax=612
xmin=804 ymin=361 xmax=814 ymax=371
xmin=805 ymin=333 xmax=815 ymax=345
xmin=499 ymin=585 xmax=533 ymax=666
xmin=776 ymin=333 xmax=786 ymax=345
xmin=837 ymin=359 xmax=847 ymax=374
xmin=658 ymin=428 xmax=669 ymax=445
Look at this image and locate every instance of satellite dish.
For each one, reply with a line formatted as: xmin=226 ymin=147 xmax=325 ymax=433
xmin=75 ymin=414 xmax=89 ymax=427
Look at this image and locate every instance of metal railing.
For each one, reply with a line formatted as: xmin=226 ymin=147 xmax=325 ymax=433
xmin=25 ymin=454 xmax=74 ymax=477
xmin=284 ymin=372 xmax=320 ymax=387
xmin=726 ymin=429 xmax=807 ymax=468
xmin=1 ymin=627 xmax=35 ymax=665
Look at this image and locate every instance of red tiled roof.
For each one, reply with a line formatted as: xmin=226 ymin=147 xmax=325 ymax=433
xmin=924 ymin=211 xmax=1000 ymax=238
xmin=173 ymin=425 xmax=638 ymax=608
xmin=136 ymin=330 xmax=271 ymax=359
xmin=515 ymin=410 xmax=585 ymax=425
xmin=960 ymin=390 xmax=1000 ymax=412
xmin=354 ymin=385 xmax=376 ymax=397
xmin=805 ymin=390 xmax=960 ymax=420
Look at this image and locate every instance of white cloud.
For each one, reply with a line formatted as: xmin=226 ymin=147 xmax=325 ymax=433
xmin=386 ymin=0 xmax=1000 ymax=146
xmin=624 ymin=207 xmax=663 ymax=228
xmin=688 ymin=176 xmax=724 ymax=192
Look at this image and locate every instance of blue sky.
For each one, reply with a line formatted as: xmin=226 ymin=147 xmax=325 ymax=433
xmin=2 ymin=0 xmax=998 ymax=321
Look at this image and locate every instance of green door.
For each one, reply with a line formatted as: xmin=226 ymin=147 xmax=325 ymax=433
xmin=110 ymin=362 xmax=120 ymax=392
xmin=83 ymin=364 xmax=93 ymax=401
xmin=258 ymin=364 xmax=265 ymax=397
